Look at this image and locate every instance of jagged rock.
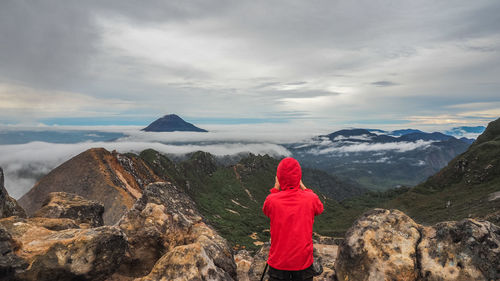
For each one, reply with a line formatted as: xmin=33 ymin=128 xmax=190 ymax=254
xmin=244 ymin=242 xmax=338 ymax=281
xmin=314 ymin=243 xmax=338 ymax=280
xmin=25 ymin=217 xmax=80 ymax=231
xmin=335 ymin=209 xmax=421 ymax=281
xmin=0 ymin=225 xmax=28 ymax=281
xmin=136 ymin=222 xmax=236 ymax=281
xmin=247 ymin=243 xmax=270 ymax=281
xmin=0 ymin=167 xmax=26 ymax=219
xmin=418 ymin=219 xmax=500 ymax=281
xmin=0 ymin=216 xmax=126 ymax=281
xmin=235 ymin=250 xmax=254 ymax=281
xmin=33 ymin=192 xmax=104 ymax=227
xmin=114 ymin=182 xmax=237 ymax=280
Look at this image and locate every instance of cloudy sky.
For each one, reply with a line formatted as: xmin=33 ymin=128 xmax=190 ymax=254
xmin=1 ymin=0 xmax=499 ymax=130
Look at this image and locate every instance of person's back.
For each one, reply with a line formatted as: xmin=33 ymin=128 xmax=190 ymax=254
xmin=263 ymin=157 xmax=324 ymax=280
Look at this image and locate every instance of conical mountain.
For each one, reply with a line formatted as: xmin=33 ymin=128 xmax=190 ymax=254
xmin=142 ymin=114 xmax=208 ymax=132
xmin=386 ymin=117 xmax=500 ymax=224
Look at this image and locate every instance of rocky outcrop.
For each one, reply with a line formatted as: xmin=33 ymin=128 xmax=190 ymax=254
xmin=112 ymin=182 xmax=237 ymax=280
xmin=0 ymin=216 xmax=127 ymax=281
xmin=0 ymin=225 xmax=28 ymax=280
xmin=336 ymin=208 xmax=500 ymax=281
xmin=0 ymin=167 xmax=26 ymax=219
xmin=242 ymin=242 xmax=338 ymax=281
xmin=418 ymin=219 xmax=500 ymax=281
xmin=19 ymin=148 xmax=160 ymax=224
xmin=33 ymin=192 xmax=104 ymax=227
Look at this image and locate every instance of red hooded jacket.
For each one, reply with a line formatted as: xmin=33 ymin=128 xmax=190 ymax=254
xmin=263 ymin=157 xmax=324 ymax=270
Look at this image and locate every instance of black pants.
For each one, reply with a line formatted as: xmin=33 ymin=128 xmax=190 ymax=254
xmin=268 ymin=264 xmax=315 ymax=281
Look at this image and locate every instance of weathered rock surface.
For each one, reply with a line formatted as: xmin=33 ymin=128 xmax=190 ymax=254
xmin=19 ymin=148 xmax=160 ymax=224
xmin=0 ymin=225 xmax=28 ymax=280
xmin=336 ymin=208 xmax=500 ymax=281
xmin=34 ymin=192 xmax=104 ymax=227
xmin=418 ymin=219 xmax=500 ymax=281
xmin=242 ymin=242 xmax=338 ymax=281
xmin=0 ymin=167 xmax=26 ymax=219
xmin=336 ymin=209 xmax=421 ymax=281
xmin=113 ymin=182 xmax=237 ymax=280
xmin=0 ymin=216 xmax=127 ymax=281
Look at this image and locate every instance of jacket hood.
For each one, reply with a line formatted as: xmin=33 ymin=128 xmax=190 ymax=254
xmin=277 ymin=157 xmax=302 ymax=191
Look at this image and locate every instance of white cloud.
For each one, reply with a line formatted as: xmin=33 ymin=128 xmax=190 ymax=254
xmin=310 ymin=140 xmax=433 ymax=155
xmin=0 ymin=139 xmax=290 ymax=199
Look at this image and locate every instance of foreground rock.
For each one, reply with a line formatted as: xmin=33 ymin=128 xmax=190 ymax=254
xmin=336 ymin=208 xmax=500 ymax=281
xmin=33 ymin=192 xmax=104 ymax=227
xmin=418 ymin=219 xmax=500 ymax=281
xmin=242 ymin=242 xmax=338 ymax=281
xmin=0 ymin=167 xmax=26 ymax=219
xmin=0 ymin=216 xmax=126 ymax=281
xmin=336 ymin=209 xmax=421 ymax=281
xmin=0 ymin=225 xmax=28 ymax=280
xmin=111 ymin=182 xmax=237 ymax=280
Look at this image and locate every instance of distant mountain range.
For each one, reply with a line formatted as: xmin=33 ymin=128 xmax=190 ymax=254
xmin=142 ymin=114 xmax=208 ymax=132
xmin=445 ymin=125 xmax=486 ymax=137
xmin=287 ymin=128 xmax=471 ymax=190
xmin=384 ymin=118 xmax=500 ymax=225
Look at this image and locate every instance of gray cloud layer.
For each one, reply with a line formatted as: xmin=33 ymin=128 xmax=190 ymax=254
xmin=1 ymin=1 xmax=499 ymax=128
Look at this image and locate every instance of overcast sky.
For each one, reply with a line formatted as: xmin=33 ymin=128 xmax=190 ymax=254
xmin=1 ymin=0 xmax=499 ymax=130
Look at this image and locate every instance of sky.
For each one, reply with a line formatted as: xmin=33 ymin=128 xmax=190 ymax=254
xmin=1 ymin=0 xmax=500 ymax=130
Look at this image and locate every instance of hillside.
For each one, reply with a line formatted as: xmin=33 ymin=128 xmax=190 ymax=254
xmin=138 ymin=150 xmax=365 ymax=249
xmin=19 ymin=148 xmax=160 ymax=224
xmin=384 ymin=117 xmax=500 ymax=224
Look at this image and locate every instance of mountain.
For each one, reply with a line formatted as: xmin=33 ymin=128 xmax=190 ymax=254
xmin=398 ymin=131 xmax=454 ymax=141
xmin=18 ymin=148 xmax=160 ymax=224
xmin=290 ymin=129 xmax=471 ymax=190
xmin=142 ymin=114 xmax=208 ymax=132
xmin=288 ymin=128 xmax=471 ymax=190
xmin=446 ymin=125 xmax=486 ymax=137
xmin=384 ymin=117 xmax=500 ymax=225
xmin=389 ymin=129 xmax=423 ymax=136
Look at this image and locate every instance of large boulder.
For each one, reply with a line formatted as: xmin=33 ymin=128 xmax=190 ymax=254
xmin=418 ymin=219 xmax=500 ymax=281
xmin=33 ymin=192 xmax=104 ymax=227
xmin=335 ymin=208 xmax=500 ymax=281
xmin=113 ymin=182 xmax=237 ymax=280
xmin=136 ymin=222 xmax=236 ymax=281
xmin=0 ymin=167 xmax=26 ymax=219
xmin=0 ymin=216 xmax=127 ymax=281
xmin=335 ymin=209 xmax=421 ymax=281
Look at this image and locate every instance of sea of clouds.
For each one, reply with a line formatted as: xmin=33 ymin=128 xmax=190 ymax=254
xmin=0 ymin=123 xmax=456 ymax=199
xmin=1 ymin=123 xmax=323 ymax=198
